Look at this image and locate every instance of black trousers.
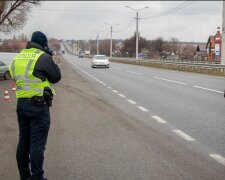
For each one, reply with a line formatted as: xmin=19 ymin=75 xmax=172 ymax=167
xmin=16 ymin=99 xmax=50 ymax=180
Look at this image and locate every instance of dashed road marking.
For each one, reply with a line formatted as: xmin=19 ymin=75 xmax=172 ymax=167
xmin=197 ymin=74 xmax=225 ymax=80
xmin=112 ymin=90 xmax=118 ymax=93
xmin=126 ymin=70 xmax=143 ymax=76
xmin=152 ymin=115 xmax=167 ymax=124
xmin=69 ymin=61 xmax=99 ymax=81
xmin=127 ymin=99 xmax=136 ymax=104
xmin=103 ymin=84 xmax=107 ymax=86
xmin=137 ymin=106 xmax=149 ymax=112
xmin=193 ymin=86 xmax=223 ymax=94
xmin=107 ymin=87 xmax=112 ymax=89
xmin=99 ymin=81 xmax=103 ymax=84
xmin=118 ymin=94 xmax=126 ymax=98
xmin=172 ymin=130 xmax=195 ymax=141
xmin=210 ymin=153 xmax=225 ymax=166
xmin=154 ymin=77 xmax=187 ymax=85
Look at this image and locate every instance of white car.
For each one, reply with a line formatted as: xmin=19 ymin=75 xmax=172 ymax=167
xmin=0 ymin=61 xmax=10 ymax=80
xmin=91 ymin=55 xmax=109 ymax=68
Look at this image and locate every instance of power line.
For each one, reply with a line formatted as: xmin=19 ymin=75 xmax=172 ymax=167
xmin=113 ymin=19 xmax=136 ymax=33
xmin=142 ymin=1 xmax=195 ymax=20
xmin=32 ymin=1 xmax=195 ymax=17
xmin=31 ymin=8 xmax=131 ymax=14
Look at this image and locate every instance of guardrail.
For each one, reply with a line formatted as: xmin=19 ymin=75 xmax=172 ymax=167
xmin=109 ymin=58 xmax=225 ymax=76
xmin=62 ymin=42 xmax=225 ymax=76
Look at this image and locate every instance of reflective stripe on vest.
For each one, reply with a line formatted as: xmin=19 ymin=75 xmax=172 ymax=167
xmin=9 ymin=48 xmax=56 ymax=98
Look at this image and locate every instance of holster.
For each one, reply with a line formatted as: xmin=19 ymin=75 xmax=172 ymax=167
xmin=32 ymin=96 xmax=46 ymax=106
xmin=43 ymin=90 xmax=53 ymax=107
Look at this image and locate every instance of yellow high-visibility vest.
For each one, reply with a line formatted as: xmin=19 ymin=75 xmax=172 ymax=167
xmin=9 ymin=48 xmax=56 ymax=98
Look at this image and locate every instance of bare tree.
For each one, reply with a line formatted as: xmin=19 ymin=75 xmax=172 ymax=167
xmin=148 ymin=37 xmax=164 ymax=59
xmin=99 ymin=39 xmax=115 ymax=56
xmin=0 ymin=1 xmax=6 ymax=16
xmin=181 ymin=45 xmax=196 ymax=60
xmin=121 ymin=32 xmax=148 ymax=57
xmin=0 ymin=0 xmax=40 ymax=34
xmin=48 ymin=38 xmax=61 ymax=52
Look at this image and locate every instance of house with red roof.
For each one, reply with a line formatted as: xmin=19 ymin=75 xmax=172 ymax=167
xmin=205 ymin=27 xmax=221 ymax=62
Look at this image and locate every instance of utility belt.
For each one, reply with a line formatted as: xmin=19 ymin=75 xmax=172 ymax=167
xmin=32 ymin=96 xmax=47 ymax=106
xmin=18 ymin=91 xmax=53 ymax=107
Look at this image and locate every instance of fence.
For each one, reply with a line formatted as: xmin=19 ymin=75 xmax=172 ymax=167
xmin=62 ymin=42 xmax=225 ymax=76
xmin=109 ymin=58 xmax=225 ymax=76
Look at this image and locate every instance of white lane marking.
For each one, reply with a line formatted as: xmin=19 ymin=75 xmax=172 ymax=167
xmin=103 ymin=84 xmax=107 ymax=86
xmin=127 ymin=99 xmax=136 ymax=104
xmin=112 ymin=90 xmax=118 ymax=93
xmin=126 ymin=70 xmax=143 ymax=76
xmin=137 ymin=106 xmax=149 ymax=112
xmin=197 ymin=74 xmax=225 ymax=80
xmin=118 ymin=94 xmax=126 ymax=98
xmin=107 ymin=87 xmax=112 ymax=89
xmin=210 ymin=153 xmax=225 ymax=166
xmin=69 ymin=61 xmax=100 ymax=81
xmin=193 ymin=86 xmax=223 ymax=94
xmin=99 ymin=81 xmax=103 ymax=84
xmin=172 ymin=130 xmax=195 ymax=141
xmin=154 ymin=77 xmax=187 ymax=85
xmin=152 ymin=115 xmax=167 ymax=124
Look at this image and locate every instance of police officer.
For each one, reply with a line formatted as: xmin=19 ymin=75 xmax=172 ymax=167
xmin=9 ymin=31 xmax=61 ymax=180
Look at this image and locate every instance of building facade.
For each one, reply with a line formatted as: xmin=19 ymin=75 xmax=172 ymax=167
xmin=206 ymin=27 xmax=221 ymax=62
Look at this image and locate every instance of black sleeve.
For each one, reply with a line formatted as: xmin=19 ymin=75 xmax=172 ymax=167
xmin=33 ymin=53 xmax=61 ymax=84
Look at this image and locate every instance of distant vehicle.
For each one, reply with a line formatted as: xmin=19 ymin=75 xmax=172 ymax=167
xmin=138 ymin=53 xmax=150 ymax=59
xmin=78 ymin=52 xmax=84 ymax=58
xmin=0 ymin=61 xmax=10 ymax=80
xmin=85 ymin=50 xmax=90 ymax=55
xmin=61 ymin=49 xmax=65 ymax=54
xmin=91 ymin=55 xmax=109 ymax=68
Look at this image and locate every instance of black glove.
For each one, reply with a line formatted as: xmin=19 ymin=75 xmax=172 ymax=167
xmin=44 ymin=46 xmax=53 ymax=56
xmin=43 ymin=90 xmax=53 ymax=107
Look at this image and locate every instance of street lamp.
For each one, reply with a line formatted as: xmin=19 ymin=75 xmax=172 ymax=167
xmin=93 ymin=30 xmax=104 ymax=55
xmin=105 ymin=22 xmax=120 ymax=58
xmin=221 ymin=1 xmax=225 ymax=65
xmin=126 ymin=6 xmax=149 ymax=60
xmin=88 ymin=38 xmax=91 ymax=55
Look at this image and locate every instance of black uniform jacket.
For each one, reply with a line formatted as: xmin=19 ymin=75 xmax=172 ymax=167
xmin=26 ymin=41 xmax=61 ymax=84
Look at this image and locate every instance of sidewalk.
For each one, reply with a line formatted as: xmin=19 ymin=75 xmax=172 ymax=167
xmin=0 ymin=79 xmax=18 ymax=178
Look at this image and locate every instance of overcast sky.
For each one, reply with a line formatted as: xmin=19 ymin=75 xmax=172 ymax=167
xmin=1 ymin=1 xmax=223 ymax=42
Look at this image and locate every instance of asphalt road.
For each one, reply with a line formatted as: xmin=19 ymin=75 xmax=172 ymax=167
xmin=63 ymin=53 xmax=225 ymax=161
xmin=1 ymin=54 xmax=225 ymax=179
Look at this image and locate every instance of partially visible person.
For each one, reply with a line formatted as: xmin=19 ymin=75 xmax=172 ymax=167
xmin=9 ymin=31 xmax=61 ymax=180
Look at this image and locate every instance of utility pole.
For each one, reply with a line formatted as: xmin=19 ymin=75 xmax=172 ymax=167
xmin=136 ymin=11 xmax=139 ymax=60
xmin=221 ymin=1 xmax=225 ymax=65
xmin=97 ymin=33 xmax=99 ymax=55
xmin=126 ymin=6 xmax=149 ymax=60
xmin=110 ymin=26 xmax=113 ymax=58
xmin=93 ymin=30 xmax=104 ymax=55
xmin=89 ymin=38 xmax=91 ymax=55
xmin=105 ymin=23 xmax=119 ymax=58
